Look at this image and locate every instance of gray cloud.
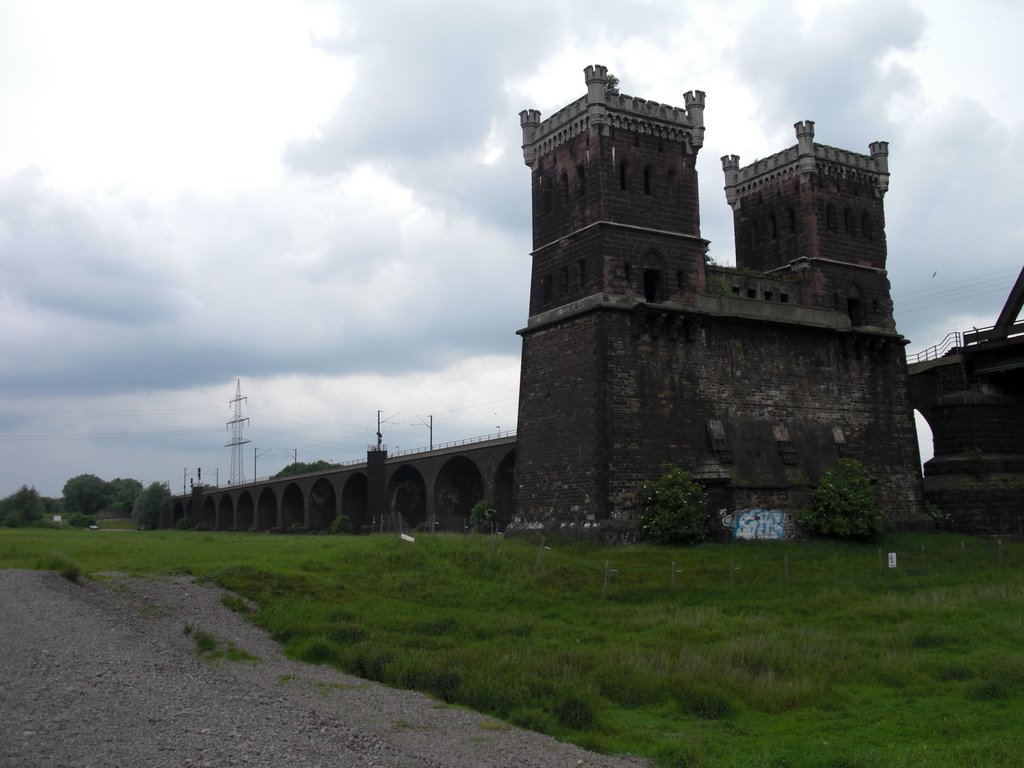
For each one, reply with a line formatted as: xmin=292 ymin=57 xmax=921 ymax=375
xmin=733 ymin=0 xmax=926 ymax=147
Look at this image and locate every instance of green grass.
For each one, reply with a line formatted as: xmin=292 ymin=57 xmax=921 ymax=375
xmin=2 ymin=528 xmax=1023 ymax=766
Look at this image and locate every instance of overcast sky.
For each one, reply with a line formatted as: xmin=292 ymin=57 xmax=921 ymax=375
xmin=1 ymin=0 xmax=1021 ymax=499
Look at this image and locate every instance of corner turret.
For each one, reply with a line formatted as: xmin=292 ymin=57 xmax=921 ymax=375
xmin=584 ymin=64 xmax=609 ymax=104
xmin=721 ymin=154 xmax=741 ymax=208
xmin=869 ymin=141 xmax=890 ymax=195
xmin=684 ymin=90 xmax=706 ymax=149
xmin=795 ymin=120 xmax=816 ymax=175
xmin=520 ymin=109 xmax=542 ymax=166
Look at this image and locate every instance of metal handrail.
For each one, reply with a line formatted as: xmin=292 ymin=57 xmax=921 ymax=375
xmin=906 ymin=331 xmax=961 ymax=364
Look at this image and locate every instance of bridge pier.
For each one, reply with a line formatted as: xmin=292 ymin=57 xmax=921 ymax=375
xmin=909 ymin=352 xmax=1024 ymax=534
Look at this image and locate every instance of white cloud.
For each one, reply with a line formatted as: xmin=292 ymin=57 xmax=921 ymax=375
xmin=0 ymin=0 xmax=1021 ymax=497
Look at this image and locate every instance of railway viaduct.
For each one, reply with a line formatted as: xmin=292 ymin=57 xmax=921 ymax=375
xmin=171 ymin=434 xmax=516 ymax=534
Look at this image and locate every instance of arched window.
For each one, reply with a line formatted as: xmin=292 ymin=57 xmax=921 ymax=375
xmin=768 ymin=213 xmax=778 ymax=239
xmin=576 ymin=164 xmax=585 ymax=197
xmin=844 ymin=208 xmax=854 ymax=236
xmin=788 ymin=207 xmax=797 ymax=233
xmin=847 ymin=284 xmax=865 ymax=327
xmin=644 ymin=269 xmax=662 ymax=302
xmin=826 ymin=204 xmax=835 ymax=232
xmin=619 ymin=161 xmax=628 ymax=192
xmin=560 ymin=172 xmax=569 ymax=203
xmin=862 ymin=211 xmax=873 ymax=240
xmin=643 ymin=166 xmax=653 ymax=196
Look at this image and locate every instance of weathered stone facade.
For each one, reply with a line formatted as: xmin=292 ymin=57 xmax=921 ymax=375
xmin=513 ymin=65 xmax=923 ymax=537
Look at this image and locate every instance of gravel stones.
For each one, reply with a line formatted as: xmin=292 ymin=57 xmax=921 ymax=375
xmin=0 ymin=570 xmax=649 ymax=768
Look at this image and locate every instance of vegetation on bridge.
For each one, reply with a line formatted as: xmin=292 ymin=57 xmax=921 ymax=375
xmin=1 ymin=529 xmax=1022 ymax=768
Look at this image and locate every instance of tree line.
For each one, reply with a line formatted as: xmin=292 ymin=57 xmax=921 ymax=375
xmin=1 ymin=459 xmax=338 ymax=532
xmin=0 ymin=474 xmax=171 ymax=530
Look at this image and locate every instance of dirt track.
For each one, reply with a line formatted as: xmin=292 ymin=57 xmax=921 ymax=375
xmin=0 ymin=569 xmax=649 ymax=768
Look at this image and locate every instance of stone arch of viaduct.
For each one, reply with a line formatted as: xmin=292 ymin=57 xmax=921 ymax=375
xmin=171 ymin=438 xmax=516 ymax=534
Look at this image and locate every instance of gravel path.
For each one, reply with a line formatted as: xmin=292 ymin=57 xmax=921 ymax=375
xmin=0 ymin=569 xmax=650 ymax=768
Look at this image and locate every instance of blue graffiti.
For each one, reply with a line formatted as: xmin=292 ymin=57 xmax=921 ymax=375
xmin=731 ymin=509 xmax=790 ymax=540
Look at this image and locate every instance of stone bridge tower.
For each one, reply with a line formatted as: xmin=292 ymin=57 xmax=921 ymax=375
xmin=514 ymin=65 xmax=711 ymax=532
xmin=514 ymin=67 xmax=922 ymax=536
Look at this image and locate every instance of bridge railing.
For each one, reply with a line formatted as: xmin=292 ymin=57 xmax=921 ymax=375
xmin=909 ymin=318 xmax=1024 ymax=364
xmin=906 ymin=331 xmax=962 ymax=364
xmin=389 ymin=430 xmax=517 ymax=459
xmin=962 ymin=319 xmax=1024 ymax=346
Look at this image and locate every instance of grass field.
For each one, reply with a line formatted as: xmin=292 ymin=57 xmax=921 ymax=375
xmin=2 ymin=528 xmax=1022 ymax=767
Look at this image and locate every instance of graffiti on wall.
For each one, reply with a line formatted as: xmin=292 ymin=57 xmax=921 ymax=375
xmin=719 ymin=508 xmax=794 ymax=540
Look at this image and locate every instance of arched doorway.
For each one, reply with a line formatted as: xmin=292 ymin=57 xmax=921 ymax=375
xmin=217 ymin=495 xmax=234 ymax=530
xmin=201 ymin=497 xmax=216 ymax=528
xmin=281 ymin=483 xmax=304 ymax=531
xmin=387 ymin=465 xmax=426 ymax=532
xmin=308 ymin=478 xmax=336 ymax=532
xmin=256 ymin=488 xmax=277 ymax=531
xmin=236 ymin=491 xmax=254 ymax=531
xmin=341 ymin=473 xmax=369 ymax=533
xmin=435 ymin=456 xmax=483 ymax=531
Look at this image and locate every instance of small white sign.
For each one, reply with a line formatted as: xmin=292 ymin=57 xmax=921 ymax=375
xmin=888 ymin=552 xmax=897 ymax=569
xmin=400 ymin=533 xmax=415 ymax=543
xmin=53 ymin=515 xmax=62 ymax=523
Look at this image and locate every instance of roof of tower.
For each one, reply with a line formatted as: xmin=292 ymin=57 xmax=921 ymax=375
xmin=520 ymin=65 xmax=705 ymax=166
xmin=721 ymin=121 xmax=890 ymax=206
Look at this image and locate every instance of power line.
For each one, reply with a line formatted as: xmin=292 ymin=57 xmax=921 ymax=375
xmin=0 ymin=428 xmax=223 ymax=442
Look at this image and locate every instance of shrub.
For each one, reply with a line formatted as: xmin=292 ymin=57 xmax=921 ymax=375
xmin=469 ymin=500 xmax=496 ymax=533
xmin=43 ymin=552 xmax=82 ymax=583
xmin=552 ymin=687 xmax=599 ymax=730
xmin=193 ymin=521 xmax=212 ymax=531
xmin=288 ymin=522 xmax=304 ymax=535
xmin=798 ymin=459 xmax=882 ymax=540
xmin=329 ymin=514 xmax=353 ymax=535
xmin=175 ymin=518 xmax=192 ymax=530
xmin=640 ymin=466 xmax=710 ymax=545
xmin=67 ymin=513 xmax=96 ymax=528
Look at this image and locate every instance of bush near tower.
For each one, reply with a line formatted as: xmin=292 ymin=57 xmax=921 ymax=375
xmin=640 ymin=466 xmax=710 ymax=545
xmin=799 ymin=458 xmax=883 ymax=540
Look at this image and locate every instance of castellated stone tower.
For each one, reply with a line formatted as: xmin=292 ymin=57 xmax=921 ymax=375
xmin=513 ymin=67 xmax=922 ymax=538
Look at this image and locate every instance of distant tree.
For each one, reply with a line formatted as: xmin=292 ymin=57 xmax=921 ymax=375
xmin=0 ymin=485 xmax=45 ymax=528
xmin=106 ymin=478 xmax=142 ymax=516
xmin=640 ymin=466 xmax=710 ymax=545
xmin=133 ymin=482 xmax=172 ymax=530
xmin=605 ymin=73 xmax=620 ymax=96
xmin=41 ymin=496 xmax=63 ymax=517
xmin=273 ymin=460 xmax=336 ymax=479
xmin=62 ymin=474 xmax=110 ymax=517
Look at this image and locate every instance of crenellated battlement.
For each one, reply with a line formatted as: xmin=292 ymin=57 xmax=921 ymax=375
xmin=521 ymin=66 xmax=705 ymax=166
xmin=721 ymin=121 xmax=891 ymax=204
